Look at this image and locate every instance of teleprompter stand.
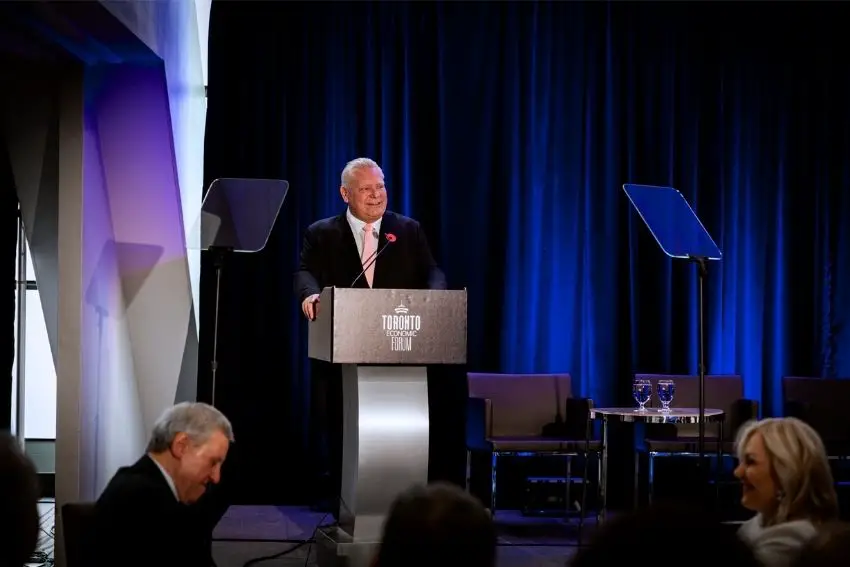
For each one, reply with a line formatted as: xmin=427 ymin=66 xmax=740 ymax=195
xmin=623 ymin=183 xmax=723 ymax=488
xmin=189 ymin=178 xmax=289 ymax=406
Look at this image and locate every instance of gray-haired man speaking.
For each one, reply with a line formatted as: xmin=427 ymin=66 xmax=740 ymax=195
xmin=92 ymin=402 xmax=234 ymax=567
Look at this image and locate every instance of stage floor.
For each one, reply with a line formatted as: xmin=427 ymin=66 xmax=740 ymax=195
xmin=30 ymin=502 xmax=587 ymax=567
xmin=213 ymin=505 xmax=587 ymax=567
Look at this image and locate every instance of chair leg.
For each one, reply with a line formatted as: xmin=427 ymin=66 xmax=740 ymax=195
xmin=579 ymin=415 xmax=593 ymax=542
xmin=648 ymin=453 xmax=656 ymax=504
xmin=633 ymin=451 xmax=640 ymax=509
xmin=716 ymin=424 xmax=724 ymax=510
xmin=595 ymin=450 xmax=603 ymax=523
xmin=565 ymin=455 xmax=573 ymax=515
xmin=490 ymin=452 xmax=498 ymax=517
xmin=579 ymin=451 xmax=589 ymax=543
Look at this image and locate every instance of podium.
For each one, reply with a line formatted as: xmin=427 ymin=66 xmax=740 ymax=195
xmin=309 ymin=286 xmax=467 ymax=566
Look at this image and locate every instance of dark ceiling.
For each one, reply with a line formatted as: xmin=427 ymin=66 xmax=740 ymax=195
xmin=0 ymin=1 xmax=159 ymax=66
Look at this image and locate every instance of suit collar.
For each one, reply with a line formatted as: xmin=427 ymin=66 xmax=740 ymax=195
xmin=334 ymin=213 xmax=368 ymax=286
xmin=372 ymin=213 xmax=397 ymax=288
xmin=336 ymin=210 xmax=394 ymax=226
xmin=147 ymin=454 xmax=179 ymax=501
xmin=131 ymin=455 xmax=180 ymax=500
xmin=346 ymin=208 xmax=383 ymax=235
xmin=376 ymin=212 xmax=396 ymax=241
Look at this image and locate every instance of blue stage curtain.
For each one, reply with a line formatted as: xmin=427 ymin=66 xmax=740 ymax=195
xmin=203 ymin=1 xmax=850 ymax=500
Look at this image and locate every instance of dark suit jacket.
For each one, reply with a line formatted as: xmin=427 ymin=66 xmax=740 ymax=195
xmin=91 ymin=456 xmax=221 ymax=567
xmin=294 ymin=210 xmax=447 ymax=303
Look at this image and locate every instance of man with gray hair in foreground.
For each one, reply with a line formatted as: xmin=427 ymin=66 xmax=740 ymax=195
xmin=92 ymin=402 xmax=234 ymax=567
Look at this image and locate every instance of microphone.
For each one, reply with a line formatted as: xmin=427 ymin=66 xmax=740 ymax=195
xmin=350 ymin=232 xmax=397 ymax=287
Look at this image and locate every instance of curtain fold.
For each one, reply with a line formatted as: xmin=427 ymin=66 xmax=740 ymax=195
xmin=201 ymin=0 xmax=850 ymax=501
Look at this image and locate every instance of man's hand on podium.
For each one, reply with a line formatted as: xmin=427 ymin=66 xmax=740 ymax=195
xmin=302 ymin=294 xmax=320 ymax=320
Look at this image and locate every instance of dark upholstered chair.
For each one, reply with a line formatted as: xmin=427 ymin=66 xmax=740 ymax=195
xmin=61 ymin=502 xmax=95 ymax=567
xmin=782 ymin=377 xmax=850 ymax=458
xmin=634 ymin=374 xmax=758 ymax=500
xmin=466 ymin=373 xmax=600 ymax=516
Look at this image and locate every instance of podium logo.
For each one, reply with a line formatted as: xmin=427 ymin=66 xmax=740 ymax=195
xmin=381 ymin=303 xmax=421 ymax=352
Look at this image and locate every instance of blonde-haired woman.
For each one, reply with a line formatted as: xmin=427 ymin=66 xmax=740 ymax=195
xmin=734 ymin=417 xmax=839 ymax=567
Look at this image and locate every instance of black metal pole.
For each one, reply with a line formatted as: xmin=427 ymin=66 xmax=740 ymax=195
xmin=210 ymin=247 xmax=231 ymax=407
xmin=692 ymin=256 xmax=708 ymax=485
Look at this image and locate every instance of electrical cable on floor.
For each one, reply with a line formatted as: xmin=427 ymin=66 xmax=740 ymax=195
xmin=26 ymin=550 xmax=53 ymax=566
xmin=29 ymin=501 xmax=55 ymax=566
xmin=301 ymin=512 xmax=334 ymax=567
xmin=240 ymin=512 xmax=331 ymax=567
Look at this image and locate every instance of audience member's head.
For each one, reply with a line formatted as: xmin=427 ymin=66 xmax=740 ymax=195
xmin=792 ymin=522 xmax=850 ymax=567
xmin=146 ymin=402 xmax=234 ymax=504
xmin=570 ymin=502 xmax=759 ymax=567
xmin=373 ymin=482 xmax=496 ymax=567
xmin=0 ymin=432 xmax=40 ymax=567
xmin=734 ymin=417 xmax=837 ymax=526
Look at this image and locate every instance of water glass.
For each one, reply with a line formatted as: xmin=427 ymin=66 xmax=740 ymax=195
xmin=632 ymin=379 xmax=652 ymax=411
xmin=657 ymin=380 xmax=676 ymax=412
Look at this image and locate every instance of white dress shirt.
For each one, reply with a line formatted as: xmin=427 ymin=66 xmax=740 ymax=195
xmin=149 ymin=454 xmax=179 ymax=501
xmin=346 ymin=208 xmax=382 ymax=258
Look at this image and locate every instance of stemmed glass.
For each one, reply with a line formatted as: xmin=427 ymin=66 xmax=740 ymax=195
xmin=657 ymin=380 xmax=676 ymax=412
xmin=632 ymin=379 xmax=652 ymax=411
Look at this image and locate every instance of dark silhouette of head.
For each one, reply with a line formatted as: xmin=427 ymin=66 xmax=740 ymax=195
xmin=374 ymin=483 xmax=496 ymax=567
xmin=571 ymin=502 xmax=759 ymax=567
xmin=0 ymin=433 xmax=39 ymax=567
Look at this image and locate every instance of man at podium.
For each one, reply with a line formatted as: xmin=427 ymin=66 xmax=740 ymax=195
xmin=294 ymin=157 xmax=446 ymax=312
xmin=294 ymin=157 xmax=450 ymax=517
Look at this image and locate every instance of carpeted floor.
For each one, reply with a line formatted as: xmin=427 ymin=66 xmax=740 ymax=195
xmin=33 ymin=502 xmax=586 ymax=567
xmin=212 ymin=505 xmax=585 ymax=567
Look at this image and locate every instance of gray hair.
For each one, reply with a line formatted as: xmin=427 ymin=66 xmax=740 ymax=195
xmin=735 ymin=417 xmax=838 ymax=525
xmin=341 ymin=157 xmax=382 ymax=189
xmin=146 ymin=402 xmax=234 ymax=453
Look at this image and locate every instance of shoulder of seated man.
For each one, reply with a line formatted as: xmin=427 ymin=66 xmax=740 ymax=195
xmin=99 ymin=468 xmax=174 ymax=507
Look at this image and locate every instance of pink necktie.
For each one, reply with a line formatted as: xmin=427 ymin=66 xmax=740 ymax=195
xmin=361 ymin=223 xmax=377 ymax=288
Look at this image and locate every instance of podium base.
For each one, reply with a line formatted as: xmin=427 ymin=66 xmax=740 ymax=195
xmin=314 ymin=526 xmax=380 ymax=567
